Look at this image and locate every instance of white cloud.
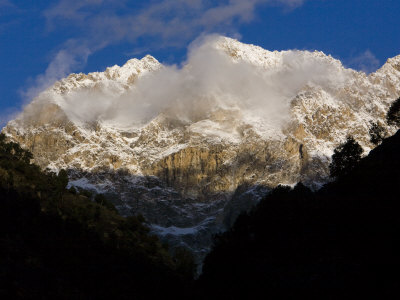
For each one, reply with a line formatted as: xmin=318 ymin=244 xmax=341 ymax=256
xmin=32 ymin=35 xmax=349 ymax=133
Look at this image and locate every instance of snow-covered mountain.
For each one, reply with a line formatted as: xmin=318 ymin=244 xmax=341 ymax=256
xmin=3 ymin=36 xmax=400 ymax=266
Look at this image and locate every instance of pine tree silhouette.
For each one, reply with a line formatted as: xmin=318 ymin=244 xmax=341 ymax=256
xmin=329 ymin=136 xmax=363 ymax=178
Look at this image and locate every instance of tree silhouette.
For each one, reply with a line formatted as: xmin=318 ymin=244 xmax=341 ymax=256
xmin=369 ymin=122 xmax=386 ymax=145
xmin=387 ymin=97 xmax=400 ymax=126
xmin=329 ymin=136 xmax=363 ymax=178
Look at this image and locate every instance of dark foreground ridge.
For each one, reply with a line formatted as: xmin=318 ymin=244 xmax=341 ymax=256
xmin=1 ymin=127 xmax=400 ymax=298
xmin=198 ymin=129 xmax=400 ymax=298
xmin=0 ymin=134 xmax=194 ymax=299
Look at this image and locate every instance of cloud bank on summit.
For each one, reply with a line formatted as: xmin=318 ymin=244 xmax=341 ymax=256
xmin=3 ymin=0 xmax=396 ymax=129
xmin=22 ymin=36 xmax=350 ymax=133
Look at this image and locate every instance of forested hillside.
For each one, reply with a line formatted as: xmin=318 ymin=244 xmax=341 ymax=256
xmin=2 ymin=126 xmax=400 ymax=298
xmin=198 ymin=129 xmax=400 ymax=298
xmin=0 ymin=133 xmax=193 ymax=299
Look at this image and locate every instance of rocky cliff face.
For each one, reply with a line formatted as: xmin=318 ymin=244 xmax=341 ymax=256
xmin=3 ymin=37 xmax=400 ymax=266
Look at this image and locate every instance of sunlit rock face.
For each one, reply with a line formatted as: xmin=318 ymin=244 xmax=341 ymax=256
xmin=3 ymin=36 xmax=400 ymax=266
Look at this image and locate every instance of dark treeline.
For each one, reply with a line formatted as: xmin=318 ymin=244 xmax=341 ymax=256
xmin=0 ymin=134 xmax=194 ymax=299
xmin=197 ymin=129 xmax=400 ymax=298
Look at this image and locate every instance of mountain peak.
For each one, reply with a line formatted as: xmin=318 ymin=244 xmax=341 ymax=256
xmin=3 ymin=38 xmax=400 ymax=264
xmin=382 ymin=54 xmax=400 ymax=73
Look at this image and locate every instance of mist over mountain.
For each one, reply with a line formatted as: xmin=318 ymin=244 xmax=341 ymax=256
xmin=3 ymin=36 xmax=400 ymax=265
xmin=17 ymin=35 xmax=354 ymax=130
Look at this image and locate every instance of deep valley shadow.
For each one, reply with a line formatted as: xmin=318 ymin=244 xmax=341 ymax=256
xmin=196 ymin=129 xmax=400 ymax=298
xmin=3 ymin=128 xmax=400 ymax=298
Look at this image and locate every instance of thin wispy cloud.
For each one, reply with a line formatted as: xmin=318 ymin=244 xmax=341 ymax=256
xmin=271 ymin=0 xmax=306 ymax=8
xmin=44 ymin=0 xmax=271 ymax=46
xmin=23 ymin=0 xmax=310 ymax=101
xmin=22 ymin=41 xmax=92 ymax=102
xmin=43 ymin=0 xmax=312 ymax=52
xmin=0 ymin=1 xmax=22 ymax=44
xmin=0 ymin=0 xmax=18 ymax=17
xmin=348 ymin=50 xmax=380 ymax=74
xmin=0 ymin=0 xmax=14 ymax=8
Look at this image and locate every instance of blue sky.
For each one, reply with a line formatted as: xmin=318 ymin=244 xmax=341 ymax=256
xmin=1 ymin=0 xmax=399 ymax=125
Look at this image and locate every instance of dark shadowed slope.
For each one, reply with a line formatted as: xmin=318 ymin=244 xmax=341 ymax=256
xmin=198 ymin=130 xmax=400 ymax=298
xmin=0 ymin=133 xmax=193 ymax=299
